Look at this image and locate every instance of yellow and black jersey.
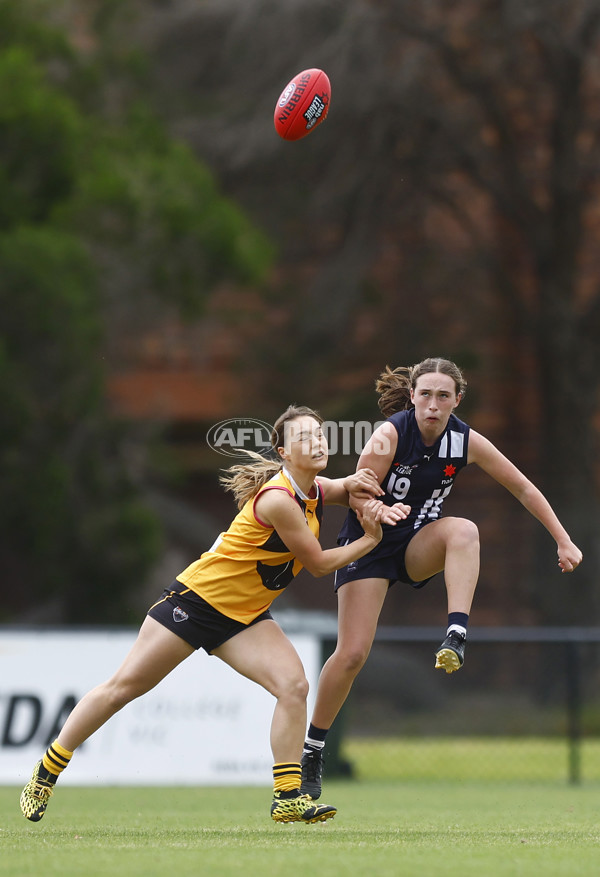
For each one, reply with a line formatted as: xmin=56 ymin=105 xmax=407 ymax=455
xmin=177 ymin=469 xmax=324 ymax=623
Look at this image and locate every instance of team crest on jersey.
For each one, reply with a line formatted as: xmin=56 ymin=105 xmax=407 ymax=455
xmin=173 ymin=606 xmax=189 ymax=623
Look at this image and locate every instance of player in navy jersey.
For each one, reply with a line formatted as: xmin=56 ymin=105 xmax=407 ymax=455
xmin=301 ymin=357 xmax=583 ymax=800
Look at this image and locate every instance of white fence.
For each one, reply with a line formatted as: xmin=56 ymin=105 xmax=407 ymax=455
xmin=0 ymin=628 xmax=320 ymax=786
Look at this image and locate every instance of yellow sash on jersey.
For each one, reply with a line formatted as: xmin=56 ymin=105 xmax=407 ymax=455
xmin=176 ymin=469 xmax=322 ymax=623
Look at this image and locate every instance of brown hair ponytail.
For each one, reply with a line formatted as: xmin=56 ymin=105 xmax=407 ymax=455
xmin=219 ymin=405 xmax=323 ymax=509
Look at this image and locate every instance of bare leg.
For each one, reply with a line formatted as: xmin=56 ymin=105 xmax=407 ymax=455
xmin=404 ymin=516 xmax=480 ymax=614
xmin=308 ymin=517 xmax=480 ymax=734
xmin=57 ymin=617 xmax=194 ymax=752
xmin=217 ymin=621 xmax=338 ymax=822
xmin=310 ymin=578 xmax=389 ymax=730
xmin=214 ymin=619 xmax=308 ymax=763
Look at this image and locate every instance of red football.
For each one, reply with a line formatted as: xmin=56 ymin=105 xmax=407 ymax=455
xmin=274 ymin=68 xmax=331 ymax=141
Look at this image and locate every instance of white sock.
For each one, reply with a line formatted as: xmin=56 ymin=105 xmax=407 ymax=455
xmin=447 ymin=624 xmax=467 ymax=637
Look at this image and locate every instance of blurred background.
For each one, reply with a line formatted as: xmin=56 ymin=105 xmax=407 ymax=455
xmin=2 ymin=0 xmax=600 ymax=781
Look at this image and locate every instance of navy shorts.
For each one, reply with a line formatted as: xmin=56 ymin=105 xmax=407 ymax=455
xmin=334 ymin=528 xmax=433 ymax=592
xmin=147 ymin=580 xmax=273 ymax=653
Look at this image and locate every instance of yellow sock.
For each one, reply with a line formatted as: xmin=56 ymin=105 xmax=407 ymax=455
xmin=273 ymin=762 xmax=302 ymax=793
xmin=42 ymin=740 xmax=73 ymax=777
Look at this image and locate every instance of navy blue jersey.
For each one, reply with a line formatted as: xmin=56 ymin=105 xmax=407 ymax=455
xmin=339 ymin=408 xmax=470 ymax=544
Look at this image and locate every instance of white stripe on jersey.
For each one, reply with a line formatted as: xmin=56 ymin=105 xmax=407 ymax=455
xmin=438 ymin=430 xmax=464 ymax=458
xmin=451 ymin=430 xmax=464 ymax=457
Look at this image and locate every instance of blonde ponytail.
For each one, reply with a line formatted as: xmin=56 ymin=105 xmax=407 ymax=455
xmin=220 ymin=451 xmax=283 ymax=510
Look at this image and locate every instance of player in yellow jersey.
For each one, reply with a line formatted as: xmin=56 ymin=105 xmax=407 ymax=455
xmin=20 ymin=405 xmax=388 ymax=825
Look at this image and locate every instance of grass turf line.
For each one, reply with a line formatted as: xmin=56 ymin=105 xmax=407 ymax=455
xmin=2 ymin=780 xmax=600 ymax=877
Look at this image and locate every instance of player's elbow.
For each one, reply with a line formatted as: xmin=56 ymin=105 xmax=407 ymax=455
xmin=303 ymin=558 xmax=332 ymax=577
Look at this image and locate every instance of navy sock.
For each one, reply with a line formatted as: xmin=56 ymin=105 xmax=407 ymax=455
xmin=304 ymin=723 xmax=328 ymax=752
xmin=447 ymin=612 xmax=469 ymax=636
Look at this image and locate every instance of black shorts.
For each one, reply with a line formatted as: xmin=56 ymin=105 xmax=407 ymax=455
xmin=147 ymin=580 xmax=274 ymax=653
xmin=334 ymin=528 xmax=434 ymax=592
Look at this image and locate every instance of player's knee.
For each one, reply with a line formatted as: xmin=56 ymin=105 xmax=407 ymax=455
xmin=102 ymin=674 xmax=150 ymax=710
xmin=337 ymin=643 xmax=371 ymax=676
xmin=280 ymin=672 xmax=309 ymax=704
xmin=448 ymin=517 xmax=479 ymax=551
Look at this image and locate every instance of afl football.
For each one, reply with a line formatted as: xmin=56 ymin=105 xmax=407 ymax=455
xmin=274 ymin=68 xmax=331 ymax=141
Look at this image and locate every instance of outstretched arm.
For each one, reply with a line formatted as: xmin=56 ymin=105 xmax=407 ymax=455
xmin=468 ymin=430 xmax=583 ymax=572
xmin=254 ymin=489 xmax=385 ymax=577
xmin=317 ymin=468 xmax=384 ymax=506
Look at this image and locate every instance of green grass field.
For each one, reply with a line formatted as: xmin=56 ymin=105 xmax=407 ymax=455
xmin=344 ymin=736 xmax=600 ymax=782
xmin=3 ymin=781 xmax=600 ymax=876
xmin=2 ymin=739 xmax=600 ymax=877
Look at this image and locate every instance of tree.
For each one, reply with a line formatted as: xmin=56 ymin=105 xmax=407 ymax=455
xmin=373 ymin=0 xmax=600 ymax=621
xmin=106 ymin=0 xmax=600 ymax=622
xmin=0 ymin=2 xmax=273 ymax=622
